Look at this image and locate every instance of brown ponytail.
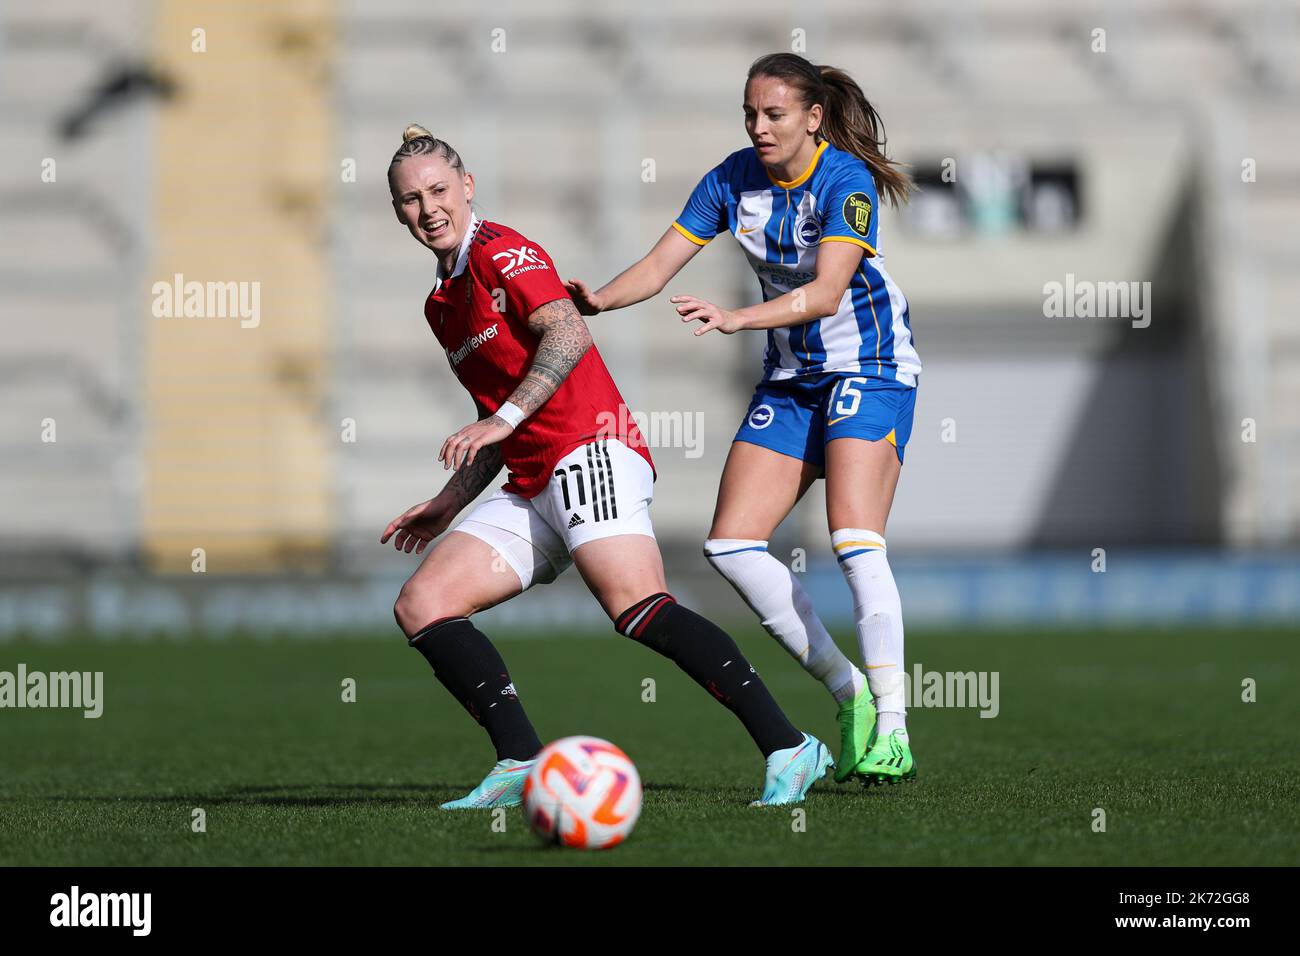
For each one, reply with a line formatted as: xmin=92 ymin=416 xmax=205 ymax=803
xmin=747 ymin=53 xmax=913 ymax=207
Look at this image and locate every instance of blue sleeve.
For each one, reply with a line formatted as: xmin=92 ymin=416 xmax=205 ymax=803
xmin=673 ymin=161 xmax=729 ymax=245
xmin=820 ymin=159 xmax=879 ymax=255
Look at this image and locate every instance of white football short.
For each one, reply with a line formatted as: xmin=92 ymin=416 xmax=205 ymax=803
xmin=453 ymin=438 xmax=656 ymax=589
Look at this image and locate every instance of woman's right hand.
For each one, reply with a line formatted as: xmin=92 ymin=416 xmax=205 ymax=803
xmin=380 ymin=497 xmax=456 ymax=555
xmin=564 ymin=278 xmax=604 ymax=316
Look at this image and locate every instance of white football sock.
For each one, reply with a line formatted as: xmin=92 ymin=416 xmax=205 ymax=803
xmin=832 ymin=528 xmax=906 ymax=735
xmin=704 ymin=538 xmax=864 ymax=703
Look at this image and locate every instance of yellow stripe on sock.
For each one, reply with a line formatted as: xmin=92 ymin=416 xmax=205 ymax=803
xmin=833 ymin=539 xmax=886 ymax=552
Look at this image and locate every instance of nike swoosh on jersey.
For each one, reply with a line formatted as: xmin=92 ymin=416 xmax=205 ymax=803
xmin=738 ymin=226 xmax=758 ymax=234
xmin=826 ymin=415 xmax=852 ymax=426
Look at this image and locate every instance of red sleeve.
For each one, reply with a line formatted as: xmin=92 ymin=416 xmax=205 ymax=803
xmin=478 ymin=232 xmax=570 ymax=321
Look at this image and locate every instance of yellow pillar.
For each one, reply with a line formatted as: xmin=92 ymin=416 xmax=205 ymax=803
xmin=144 ymin=1 xmax=336 ymax=573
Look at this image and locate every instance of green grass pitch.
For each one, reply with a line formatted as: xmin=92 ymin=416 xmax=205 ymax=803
xmin=1 ymin=625 xmax=1297 ymax=866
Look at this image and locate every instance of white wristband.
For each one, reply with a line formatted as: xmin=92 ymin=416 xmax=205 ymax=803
xmin=494 ymin=401 xmax=526 ymax=430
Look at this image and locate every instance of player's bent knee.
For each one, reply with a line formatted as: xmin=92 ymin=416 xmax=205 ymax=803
xmin=392 ymin=582 xmax=425 ymax=637
xmin=393 ymin=579 xmax=471 ymax=638
xmin=592 ymin=583 xmax=659 ymax=625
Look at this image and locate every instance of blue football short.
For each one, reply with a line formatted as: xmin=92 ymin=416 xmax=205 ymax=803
xmin=733 ymin=372 xmax=917 ymax=467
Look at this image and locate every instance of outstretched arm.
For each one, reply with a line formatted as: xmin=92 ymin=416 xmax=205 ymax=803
xmin=565 ymin=226 xmax=704 ymax=315
xmin=437 ymin=297 xmax=593 ymax=470
xmin=673 ymin=240 xmax=865 ymax=335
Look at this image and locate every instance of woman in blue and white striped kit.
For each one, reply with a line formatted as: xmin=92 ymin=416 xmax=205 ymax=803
xmin=566 ymin=52 xmax=921 ymax=785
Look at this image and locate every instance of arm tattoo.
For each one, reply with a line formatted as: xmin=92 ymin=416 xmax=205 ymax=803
xmin=442 ymin=443 xmax=503 ymax=511
xmin=506 ymin=298 xmax=593 ymax=416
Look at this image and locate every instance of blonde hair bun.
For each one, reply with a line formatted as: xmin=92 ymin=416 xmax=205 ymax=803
xmin=402 ymin=124 xmax=433 ymax=143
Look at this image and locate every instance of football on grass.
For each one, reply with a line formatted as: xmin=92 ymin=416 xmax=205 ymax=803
xmin=523 ymin=736 xmax=642 ymax=849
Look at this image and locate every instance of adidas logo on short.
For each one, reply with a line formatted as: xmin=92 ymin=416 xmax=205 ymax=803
xmin=568 ymin=513 xmax=584 ymax=528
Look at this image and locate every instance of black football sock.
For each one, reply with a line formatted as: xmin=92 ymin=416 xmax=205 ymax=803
xmin=615 ymin=593 xmax=804 ymax=757
xmin=408 ymin=616 xmax=543 ymax=762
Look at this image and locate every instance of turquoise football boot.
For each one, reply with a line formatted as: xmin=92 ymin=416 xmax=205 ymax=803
xmin=440 ymin=758 xmax=535 ymax=809
xmin=750 ymin=733 xmax=834 ymax=806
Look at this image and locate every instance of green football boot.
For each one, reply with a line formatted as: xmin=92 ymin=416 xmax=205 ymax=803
xmin=833 ymin=683 xmax=877 ymax=783
xmin=854 ymin=728 xmax=916 ymax=786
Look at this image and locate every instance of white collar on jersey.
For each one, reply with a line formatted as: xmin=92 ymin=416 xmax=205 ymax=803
xmin=434 ymin=214 xmax=482 ymax=290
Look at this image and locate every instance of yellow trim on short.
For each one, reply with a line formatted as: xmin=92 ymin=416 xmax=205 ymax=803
xmin=671 ymin=221 xmax=710 ymax=246
xmin=825 ymin=425 xmax=896 ymax=445
xmin=821 ymin=234 xmax=878 ymax=257
xmin=834 ymin=539 xmax=886 ymax=552
xmin=767 ymin=139 xmax=828 ymax=189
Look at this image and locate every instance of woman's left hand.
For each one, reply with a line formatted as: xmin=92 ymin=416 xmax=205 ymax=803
xmin=439 ymin=416 xmax=513 ymax=470
xmin=671 ymin=295 xmax=745 ymax=336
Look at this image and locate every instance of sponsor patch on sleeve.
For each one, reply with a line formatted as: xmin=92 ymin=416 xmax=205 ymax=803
xmin=842 ymin=192 xmax=872 ymax=238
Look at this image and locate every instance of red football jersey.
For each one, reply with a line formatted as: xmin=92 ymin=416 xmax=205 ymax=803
xmin=424 ymin=218 xmax=654 ymax=498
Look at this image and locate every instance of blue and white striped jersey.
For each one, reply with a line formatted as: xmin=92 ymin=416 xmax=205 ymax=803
xmin=673 ymin=140 xmax=920 ymax=386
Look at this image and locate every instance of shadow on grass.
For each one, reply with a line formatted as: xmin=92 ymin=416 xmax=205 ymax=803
xmin=31 ymin=779 xmax=737 ymax=809
xmin=34 ymin=782 xmax=450 ymax=808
